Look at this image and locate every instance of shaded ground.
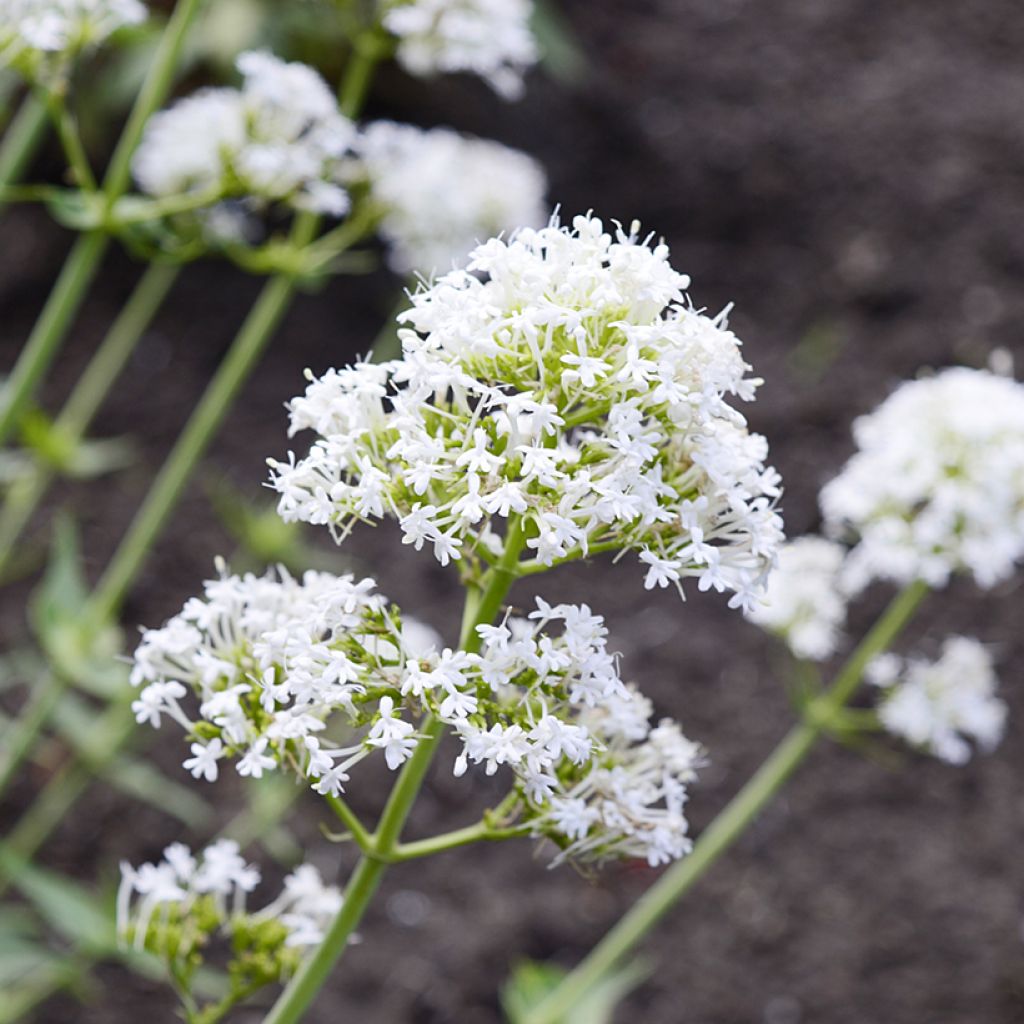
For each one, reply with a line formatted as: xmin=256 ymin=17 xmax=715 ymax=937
xmin=2 ymin=0 xmax=1024 ymax=1022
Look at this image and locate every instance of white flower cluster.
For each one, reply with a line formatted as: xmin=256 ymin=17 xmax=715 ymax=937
xmin=131 ymin=564 xmax=702 ymax=867
xmin=130 ymin=565 xmax=409 ymax=796
xmin=0 ymin=0 xmax=144 ymax=75
xmin=133 ymin=50 xmax=355 ymax=220
xmin=118 ymin=840 xmax=341 ymax=960
xmin=272 ymin=214 xmax=783 ymax=611
xmin=745 ymin=537 xmax=848 ymax=660
xmin=868 ymin=636 xmax=1006 ymax=764
xmin=381 ymin=0 xmax=538 ymax=99
xmin=821 ymin=368 xmax=1024 ymax=592
xmin=357 ymin=120 xmax=547 ymax=275
xmin=460 ymin=598 xmax=703 ymax=867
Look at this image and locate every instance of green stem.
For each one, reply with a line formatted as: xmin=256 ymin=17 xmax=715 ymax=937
xmin=0 ymin=262 xmax=179 ymax=578
xmin=0 ymin=92 xmax=48 ymax=204
xmin=264 ymin=524 xmax=529 ymax=1024
xmin=39 ymin=88 xmax=96 ymax=191
xmin=0 ymin=671 xmax=65 ymax=798
xmin=522 ymin=578 xmax=930 ymax=1024
xmin=86 ymin=272 xmax=295 ymax=623
xmin=390 ymin=820 xmax=528 ymax=862
xmin=0 ymin=0 xmax=204 ymax=448
xmin=325 ymin=794 xmax=374 ymax=852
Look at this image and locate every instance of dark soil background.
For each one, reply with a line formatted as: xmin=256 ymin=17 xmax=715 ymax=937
xmin=2 ymin=1 xmax=1024 ymax=1022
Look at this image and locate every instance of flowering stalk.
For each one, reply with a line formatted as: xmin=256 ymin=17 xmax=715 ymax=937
xmin=0 ymin=90 xmax=48 ymax=203
xmin=0 ymin=261 xmax=180 ymax=579
xmin=521 ymin=578 xmax=929 ymax=1024
xmin=263 ymin=523 xmax=528 ymax=1024
xmin=0 ymin=0 xmax=204 ymax=447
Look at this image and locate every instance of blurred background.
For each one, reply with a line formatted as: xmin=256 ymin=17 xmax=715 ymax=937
xmin=1 ymin=1 xmax=1023 ymax=1021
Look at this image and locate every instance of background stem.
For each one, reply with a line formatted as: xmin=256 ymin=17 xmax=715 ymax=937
xmin=0 ymin=92 xmax=48 ymax=204
xmin=0 ymin=262 xmax=179 ymax=578
xmin=523 ymin=578 xmax=929 ymax=1024
xmin=0 ymin=0 xmax=204 ymax=447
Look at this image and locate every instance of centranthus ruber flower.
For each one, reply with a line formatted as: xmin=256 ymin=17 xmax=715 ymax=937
xmin=132 ymin=50 xmax=356 ymax=229
xmin=0 ymin=0 xmax=145 ymax=77
xmin=380 ymin=0 xmax=538 ymax=99
xmin=745 ymin=536 xmax=848 ymax=661
xmin=270 ymin=213 xmax=784 ymax=611
xmin=131 ymin=560 xmax=703 ymax=868
xmin=821 ymin=367 xmax=1024 ymax=592
xmin=355 ymin=120 xmax=547 ymax=275
xmin=867 ymin=636 xmax=1006 ymax=765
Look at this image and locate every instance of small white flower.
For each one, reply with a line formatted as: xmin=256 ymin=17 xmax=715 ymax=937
xmin=182 ymin=738 xmax=224 ymax=782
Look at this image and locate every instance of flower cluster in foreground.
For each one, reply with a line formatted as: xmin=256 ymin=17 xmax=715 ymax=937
xmin=119 ymin=841 xmax=341 ymax=999
xmin=0 ymin=0 xmax=145 ymax=78
xmin=380 ymin=0 xmax=538 ymax=99
xmin=133 ymin=50 xmax=356 ymax=225
xmin=131 ymin=565 xmax=702 ymax=867
xmin=821 ymin=367 xmax=1024 ymax=592
xmin=271 ymin=214 xmax=783 ymax=610
xmin=356 ymin=121 xmax=547 ymax=274
xmin=867 ymin=636 xmax=1005 ymax=765
xmin=745 ymin=536 xmax=848 ymax=661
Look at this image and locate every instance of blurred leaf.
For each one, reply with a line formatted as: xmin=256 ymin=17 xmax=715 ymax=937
xmin=0 ymin=846 xmax=116 ymax=954
xmin=104 ymin=756 xmax=214 ymax=830
xmin=30 ymin=517 xmax=123 ymax=692
xmin=502 ymin=957 xmax=649 ymax=1024
xmin=20 ymin=408 xmax=136 ymax=478
xmin=788 ymin=320 xmax=847 ymax=383
xmin=532 ymin=0 xmax=590 ymax=85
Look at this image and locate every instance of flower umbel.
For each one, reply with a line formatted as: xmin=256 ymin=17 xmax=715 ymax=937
xmin=271 ymin=213 xmax=783 ymax=610
xmin=868 ymin=636 xmax=1006 ymax=765
xmin=380 ymin=0 xmax=538 ymax=99
xmin=821 ymin=367 xmax=1024 ymax=592
xmin=745 ymin=536 xmax=848 ymax=660
xmin=356 ymin=120 xmax=547 ymax=275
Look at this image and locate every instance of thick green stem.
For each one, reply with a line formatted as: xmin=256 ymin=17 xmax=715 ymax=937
xmin=40 ymin=89 xmax=96 ymax=191
xmin=263 ymin=525 xmax=528 ymax=1024
xmin=0 ymin=0 xmax=204 ymax=448
xmin=86 ymin=273 xmax=295 ymax=622
xmin=0 ymin=92 xmax=48 ymax=205
xmin=523 ymin=578 xmax=930 ymax=1024
xmin=0 ymin=262 xmax=179 ymax=578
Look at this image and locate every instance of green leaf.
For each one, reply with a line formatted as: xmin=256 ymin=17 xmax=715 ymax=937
xmin=29 ymin=516 xmax=122 ymax=690
xmin=501 ymin=957 xmax=649 ymax=1024
xmin=532 ymin=0 xmax=590 ymax=85
xmin=0 ymin=846 xmax=117 ymax=954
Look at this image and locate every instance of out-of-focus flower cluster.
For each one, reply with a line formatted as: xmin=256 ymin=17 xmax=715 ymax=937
xmin=745 ymin=537 xmax=847 ymax=661
xmin=380 ymin=0 xmax=538 ymax=99
xmin=271 ymin=214 xmax=783 ymax=610
xmin=868 ymin=636 xmax=1005 ymax=764
xmin=131 ymin=565 xmax=702 ymax=867
xmin=118 ymin=840 xmax=341 ymax=999
xmin=821 ymin=367 xmax=1024 ymax=592
xmin=356 ymin=121 xmax=547 ymax=275
xmin=133 ymin=50 xmax=356 ymax=230
xmin=0 ymin=0 xmax=145 ymax=79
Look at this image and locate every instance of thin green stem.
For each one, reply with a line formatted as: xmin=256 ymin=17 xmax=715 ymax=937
xmin=391 ymin=820 xmax=529 ymax=862
xmin=0 ymin=92 xmax=48 ymax=205
xmin=39 ymin=88 xmax=96 ymax=191
xmin=86 ymin=272 xmax=295 ymax=623
xmin=0 ymin=0 xmax=204 ymax=448
xmin=325 ymin=794 xmax=375 ymax=853
xmin=0 ymin=262 xmax=179 ymax=578
xmin=263 ymin=525 xmax=529 ymax=1024
xmin=0 ymin=671 xmax=65 ymax=798
xmin=522 ymin=578 xmax=930 ymax=1024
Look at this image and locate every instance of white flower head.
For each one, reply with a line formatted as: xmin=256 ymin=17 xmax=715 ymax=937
xmin=357 ymin=120 xmax=547 ymax=275
xmin=745 ymin=536 xmax=848 ymax=660
xmin=821 ymin=367 xmax=1024 ymax=592
xmin=871 ymin=636 xmax=1006 ymax=764
xmin=1 ymin=0 xmax=145 ymax=78
xmin=271 ymin=213 xmax=783 ymax=610
xmin=133 ymin=50 xmax=355 ymax=222
xmin=381 ymin=0 xmax=538 ymax=99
